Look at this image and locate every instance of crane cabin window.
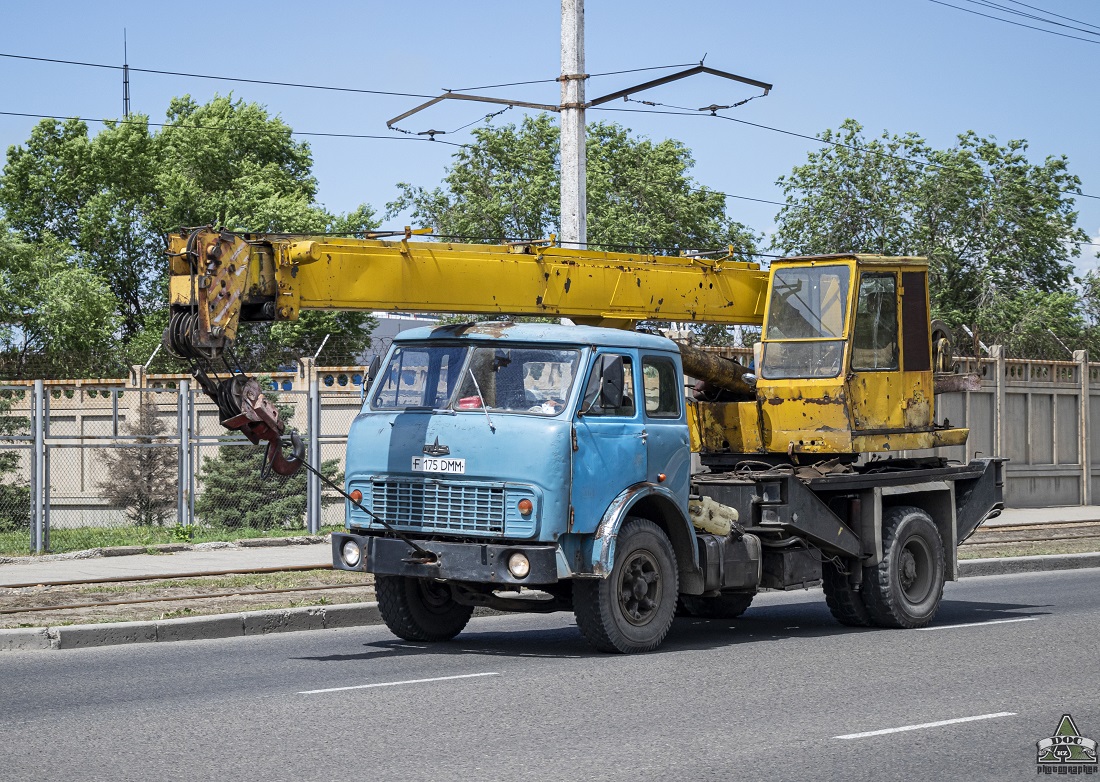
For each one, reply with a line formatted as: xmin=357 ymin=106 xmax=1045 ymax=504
xmin=761 ymin=265 xmax=851 ymax=380
xmin=851 ymin=273 xmax=899 ymax=371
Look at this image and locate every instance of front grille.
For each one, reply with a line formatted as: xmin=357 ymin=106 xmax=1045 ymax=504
xmin=370 ymin=480 xmax=505 ymax=534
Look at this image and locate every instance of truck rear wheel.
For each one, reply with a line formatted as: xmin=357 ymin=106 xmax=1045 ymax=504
xmin=861 ymin=506 xmax=945 ymax=628
xmin=376 ymin=575 xmax=474 ymax=642
xmin=822 ymin=561 xmax=874 ymax=627
xmin=573 ymin=518 xmax=678 ymax=653
xmin=680 ymin=591 xmax=754 ymax=619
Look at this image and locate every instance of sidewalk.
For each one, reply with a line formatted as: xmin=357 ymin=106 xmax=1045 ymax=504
xmin=0 ymin=539 xmax=332 ymax=588
xmin=986 ymin=506 xmax=1100 ymax=527
xmin=1 ymin=505 xmax=1097 ymax=588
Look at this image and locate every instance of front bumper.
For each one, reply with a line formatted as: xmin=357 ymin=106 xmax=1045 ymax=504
xmin=332 ymin=533 xmax=561 ymax=585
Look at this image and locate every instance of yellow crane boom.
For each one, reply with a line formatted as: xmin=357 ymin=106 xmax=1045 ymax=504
xmin=166 ymin=227 xmax=768 ymax=357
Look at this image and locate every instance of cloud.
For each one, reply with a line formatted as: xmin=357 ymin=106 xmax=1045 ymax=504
xmin=1073 ymin=227 xmax=1100 ymax=278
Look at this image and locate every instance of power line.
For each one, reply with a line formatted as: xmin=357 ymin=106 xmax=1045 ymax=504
xmin=963 ymin=0 xmax=1100 ymax=35
xmin=0 ymin=49 xmax=706 ymax=101
xmin=0 ymin=110 xmax=466 ymax=145
xmin=1002 ymin=0 xmax=1100 ymax=31
xmin=923 ymin=0 xmax=1100 ymax=44
xmin=0 ymin=50 xmax=439 ymax=99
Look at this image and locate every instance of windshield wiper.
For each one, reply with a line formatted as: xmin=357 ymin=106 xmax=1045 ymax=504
xmin=465 ymin=366 xmax=496 ymax=433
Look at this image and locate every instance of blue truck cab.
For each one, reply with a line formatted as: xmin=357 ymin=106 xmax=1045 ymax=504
xmin=333 ymin=322 xmax=703 ymax=651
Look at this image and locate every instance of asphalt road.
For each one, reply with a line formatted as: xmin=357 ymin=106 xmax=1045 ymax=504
xmin=2 ymin=569 xmax=1097 ymax=782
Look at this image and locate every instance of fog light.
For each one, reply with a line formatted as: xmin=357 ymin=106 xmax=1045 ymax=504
xmin=517 ymin=498 xmax=533 ymax=516
xmin=507 ymin=552 xmax=530 ymax=579
xmin=342 ymin=539 xmax=362 ymax=567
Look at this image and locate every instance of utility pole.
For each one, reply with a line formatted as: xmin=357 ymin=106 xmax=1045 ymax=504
xmin=122 ymin=29 xmax=131 ymax=119
xmin=559 ymin=0 xmax=586 ymax=248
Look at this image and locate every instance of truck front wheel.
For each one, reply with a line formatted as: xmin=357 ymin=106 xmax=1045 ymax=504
xmin=861 ymin=506 xmax=945 ymax=628
xmin=376 ymin=575 xmax=474 ymax=642
xmin=573 ymin=518 xmax=679 ymax=653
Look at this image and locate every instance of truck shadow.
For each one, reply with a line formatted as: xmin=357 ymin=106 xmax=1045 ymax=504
xmin=295 ymin=593 xmax=1051 ymax=663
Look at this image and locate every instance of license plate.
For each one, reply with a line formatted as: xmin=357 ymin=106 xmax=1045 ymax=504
xmin=411 ymin=456 xmax=466 ymax=474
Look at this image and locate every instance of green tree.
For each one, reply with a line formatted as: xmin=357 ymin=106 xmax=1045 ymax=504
xmin=97 ymin=397 xmax=178 ymax=526
xmin=194 ymin=393 xmax=341 ymax=530
xmin=389 ymin=114 xmax=758 ymax=255
xmin=0 ymin=95 xmax=380 ymax=376
xmin=772 ymin=120 xmax=1090 ymax=355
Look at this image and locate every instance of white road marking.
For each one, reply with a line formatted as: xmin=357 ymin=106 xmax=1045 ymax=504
xmin=835 ymin=712 xmax=1016 ymax=740
xmin=920 ymin=617 xmax=1039 ymax=631
xmin=299 ymin=672 xmax=499 ymax=695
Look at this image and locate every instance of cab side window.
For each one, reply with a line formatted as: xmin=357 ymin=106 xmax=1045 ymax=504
xmin=583 ymin=355 xmax=636 ymax=417
xmin=642 ymin=357 xmax=680 ymax=418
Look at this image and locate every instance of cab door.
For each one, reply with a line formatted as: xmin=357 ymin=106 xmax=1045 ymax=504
xmin=640 ymin=354 xmax=690 ymax=505
xmin=570 ymin=351 xmax=646 ymax=534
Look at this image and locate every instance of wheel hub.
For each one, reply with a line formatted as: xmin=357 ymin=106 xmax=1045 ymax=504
xmin=618 ymin=550 xmax=661 ymax=626
xmin=899 ymin=537 xmax=933 ymax=604
xmin=900 ymin=550 xmax=917 ymax=590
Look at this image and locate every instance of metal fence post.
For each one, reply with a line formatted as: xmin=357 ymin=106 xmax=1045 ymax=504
xmin=31 ymin=379 xmax=44 ymax=553
xmin=305 ymin=358 xmax=321 ymax=534
xmin=1076 ymin=350 xmax=1091 ymax=506
xmin=178 ymin=379 xmax=192 ymax=527
xmin=992 ymin=345 xmax=1006 ymax=463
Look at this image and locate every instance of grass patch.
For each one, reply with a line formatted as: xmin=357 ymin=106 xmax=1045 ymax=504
xmin=0 ymin=524 xmax=344 ymax=557
xmin=76 ymin=570 xmax=368 ymax=594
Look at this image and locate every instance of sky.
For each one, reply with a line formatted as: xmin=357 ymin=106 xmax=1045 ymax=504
xmin=1 ymin=0 xmax=1098 ymax=274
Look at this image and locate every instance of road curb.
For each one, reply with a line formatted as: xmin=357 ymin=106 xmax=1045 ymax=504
xmin=959 ymin=552 xmax=1100 ymax=577
xmin=0 ymin=602 xmax=392 ymax=652
xmin=3 ymin=554 xmax=1098 ymax=652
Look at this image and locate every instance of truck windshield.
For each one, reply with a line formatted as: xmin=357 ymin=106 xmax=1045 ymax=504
xmin=370 ymin=345 xmax=467 ymax=410
xmin=452 ymin=346 xmax=581 ymax=416
xmin=762 ymin=265 xmax=850 ymax=380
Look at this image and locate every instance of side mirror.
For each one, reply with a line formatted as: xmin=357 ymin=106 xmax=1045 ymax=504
xmin=363 ymin=356 xmax=382 ymax=401
xmin=366 ymin=355 xmax=382 ymax=383
xmin=581 ymin=354 xmax=625 ymax=413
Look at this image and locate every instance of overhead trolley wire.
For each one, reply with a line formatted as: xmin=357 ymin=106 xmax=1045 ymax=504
xmin=923 ymin=0 xmax=1100 ymax=44
xmin=1000 ymin=0 xmax=1100 ymax=31
xmin=957 ymin=0 xmax=1100 ymax=35
xmin=0 ymin=50 xmax=439 ymax=98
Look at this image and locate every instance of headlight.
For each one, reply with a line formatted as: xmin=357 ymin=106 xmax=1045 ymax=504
xmin=341 ymin=539 xmax=362 ymax=567
xmin=507 ymin=552 xmax=531 ymax=579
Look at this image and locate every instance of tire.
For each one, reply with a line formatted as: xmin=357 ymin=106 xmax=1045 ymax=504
xmin=861 ymin=506 xmax=945 ymax=628
xmin=821 ymin=560 xmax=874 ymax=627
xmin=376 ymin=575 xmax=474 ymax=642
xmin=573 ymin=518 xmax=679 ymax=653
xmin=680 ymin=591 xmax=754 ymax=619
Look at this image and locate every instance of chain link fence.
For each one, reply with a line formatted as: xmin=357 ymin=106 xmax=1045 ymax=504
xmin=0 ymin=386 xmax=32 ymax=553
xmin=0 ymin=377 xmax=357 ymax=556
